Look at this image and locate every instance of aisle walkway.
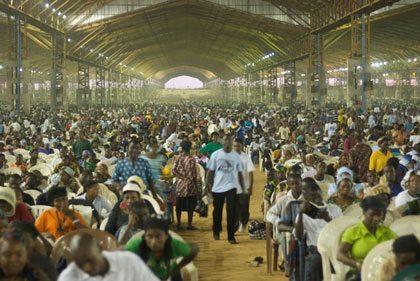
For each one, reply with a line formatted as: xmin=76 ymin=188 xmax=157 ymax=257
xmin=177 ymin=169 xmax=287 ymax=281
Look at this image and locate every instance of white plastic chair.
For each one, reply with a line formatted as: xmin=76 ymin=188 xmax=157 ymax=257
xmin=70 ymin=205 xmax=93 ymax=225
xmin=97 ymin=183 xmax=118 ymax=206
xmin=361 ymin=240 xmax=394 ymax=281
xmin=3 ymin=167 xmax=22 ymax=175
xmin=142 ymin=194 xmax=164 ymax=215
xmin=317 ymin=216 xmax=359 ymax=281
xmin=108 ymin=164 xmax=116 ymax=176
xmin=390 ymin=216 xmax=420 ymax=238
xmin=31 ymin=205 xmax=52 ymax=220
xmin=100 ymin=217 xmax=109 ymax=231
xmin=343 ymin=204 xmax=400 ymax=226
xmin=67 ymin=192 xmax=77 ymax=199
xmin=128 ymin=230 xmax=198 ymax=281
xmin=24 ymin=189 xmax=42 ymax=201
xmin=5 ymin=154 xmax=16 ymax=164
xmin=38 ymin=152 xmax=48 ymax=161
xmin=29 ymin=163 xmax=53 ymax=177
xmin=45 ymin=154 xmax=59 ymax=163
xmin=13 ymin=149 xmax=30 ymax=160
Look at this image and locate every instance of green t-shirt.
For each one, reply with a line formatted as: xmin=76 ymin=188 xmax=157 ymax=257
xmin=125 ymin=237 xmax=191 ymax=280
xmin=199 ymin=141 xmax=222 ymax=157
xmin=341 ymin=221 xmax=396 ymax=261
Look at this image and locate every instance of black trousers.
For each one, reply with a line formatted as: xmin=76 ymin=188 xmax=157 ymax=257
xmin=236 ymin=193 xmax=250 ymax=226
xmin=212 ymin=188 xmax=237 ymax=240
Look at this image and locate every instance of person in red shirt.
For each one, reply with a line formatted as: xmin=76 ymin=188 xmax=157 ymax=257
xmin=0 ymin=187 xmax=34 ymax=224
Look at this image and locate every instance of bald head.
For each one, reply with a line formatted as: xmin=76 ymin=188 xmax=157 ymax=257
xmin=70 ymin=233 xmax=107 ymax=276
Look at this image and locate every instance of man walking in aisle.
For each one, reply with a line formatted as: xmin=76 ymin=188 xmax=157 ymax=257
xmin=233 ymin=139 xmax=255 ymax=232
xmin=206 ymin=133 xmax=245 ymax=244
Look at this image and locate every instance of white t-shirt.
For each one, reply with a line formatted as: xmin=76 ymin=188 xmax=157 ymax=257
xmin=236 ymin=152 xmax=255 ymax=194
xmin=294 ymin=203 xmax=342 ymax=247
xmin=395 ymin=190 xmax=418 ymax=208
xmin=58 ymin=251 xmax=159 ymax=281
xmin=324 ymin=123 xmax=337 ymax=138
xmin=208 ymin=149 xmax=244 ymax=193
xmin=278 ymin=126 xmax=290 ymax=140
xmin=409 ymin=135 xmax=420 ymax=146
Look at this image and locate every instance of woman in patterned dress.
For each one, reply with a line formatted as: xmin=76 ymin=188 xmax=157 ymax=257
xmin=172 ymin=140 xmax=199 ymax=230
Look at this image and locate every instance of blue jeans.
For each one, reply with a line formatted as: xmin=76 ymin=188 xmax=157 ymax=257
xmin=304 ymin=252 xmax=322 ymax=281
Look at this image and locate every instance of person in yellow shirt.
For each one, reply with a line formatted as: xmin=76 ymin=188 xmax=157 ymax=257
xmin=369 ymin=136 xmax=392 ymax=173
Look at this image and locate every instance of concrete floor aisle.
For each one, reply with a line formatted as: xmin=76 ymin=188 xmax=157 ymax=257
xmin=176 ymin=168 xmax=288 ymax=281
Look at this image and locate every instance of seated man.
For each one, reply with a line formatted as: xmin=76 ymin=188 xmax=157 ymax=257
xmin=58 ymin=232 xmax=159 ymax=281
xmin=294 ymin=178 xmax=342 ymax=281
xmin=395 ymin=170 xmax=419 ymax=208
xmin=378 ymin=235 xmax=420 ymax=281
xmin=115 ymin=201 xmax=150 ymax=244
xmin=265 ymin=173 xmax=302 ymax=272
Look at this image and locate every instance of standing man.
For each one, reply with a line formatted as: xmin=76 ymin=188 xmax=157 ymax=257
xmin=206 ymin=134 xmax=245 ymax=244
xmin=233 ymin=139 xmax=254 ymax=232
xmin=112 ymin=140 xmax=161 ymax=204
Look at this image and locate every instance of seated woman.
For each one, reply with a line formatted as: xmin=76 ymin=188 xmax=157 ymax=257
xmin=327 ymin=175 xmax=359 ymax=211
xmin=0 ymin=187 xmax=34 ymax=223
xmin=337 ymin=196 xmax=397 ymax=281
xmin=125 ymin=218 xmax=198 ymax=281
xmin=0 ymin=228 xmax=50 ymax=281
xmin=35 ymin=186 xmax=87 ymax=241
xmin=116 ymin=201 xmax=150 ymax=244
xmin=9 ymin=221 xmax=58 ymax=281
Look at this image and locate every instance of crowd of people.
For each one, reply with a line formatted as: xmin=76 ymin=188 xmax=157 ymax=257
xmin=0 ymin=101 xmax=419 ymax=281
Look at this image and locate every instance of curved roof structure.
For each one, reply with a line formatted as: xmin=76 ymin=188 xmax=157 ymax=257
xmin=69 ymin=0 xmax=308 ymax=80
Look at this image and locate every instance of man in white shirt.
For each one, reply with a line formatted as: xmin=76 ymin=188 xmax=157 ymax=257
xmin=266 ymin=173 xmax=303 ymax=273
xmin=294 ymin=178 xmax=342 ymax=281
xmin=395 ymin=171 xmax=420 ymax=208
xmin=324 ymin=117 xmax=337 ymax=140
xmin=277 ymin=121 xmax=290 ymax=141
xmin=206 ymin=133 xmax=245 ymax=244
xmin=233 ymin=139 xmax=255 ymax=232
xmin=58 ymin=233 xmax=159 ymax=281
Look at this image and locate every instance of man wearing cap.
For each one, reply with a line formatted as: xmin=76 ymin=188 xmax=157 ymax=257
xmin=369 ymin=136 xmax=392 ymax=173
xmin=111 ymin=141 xmax=161 ymax=203
xmin=105 ymin=182 xmax=147 ymax=235
xmin=199 ymin=131 xmax=222 ymax=158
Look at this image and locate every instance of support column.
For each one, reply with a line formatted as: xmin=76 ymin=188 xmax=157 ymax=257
xmin=7 ymin=14 xmax=29 ymax=114
xmin=51 ymin=33 xmax=66 ymax=109
xmin=267 ymin=67 xmax=278 ymax=103
xmin=283 ymin=61 xmax=297 ymax=104
xmin=95 ymin=67 xmax=105 ymax=105
xmin=347 ymin=13 xmax=371 ymax=112
xmin=76 ymin=63 xmax=90 ymax=107
xmin=306 ymin=33 xmax=326 ymax=108
xmin=399 ymin=69 xmax=412 ymax=100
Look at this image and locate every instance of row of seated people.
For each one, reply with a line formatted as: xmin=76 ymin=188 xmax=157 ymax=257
xmin=264 ymin=163 xmax=420 ymax=281
xmin=0 ymin=176 xmax=198 ymax=281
